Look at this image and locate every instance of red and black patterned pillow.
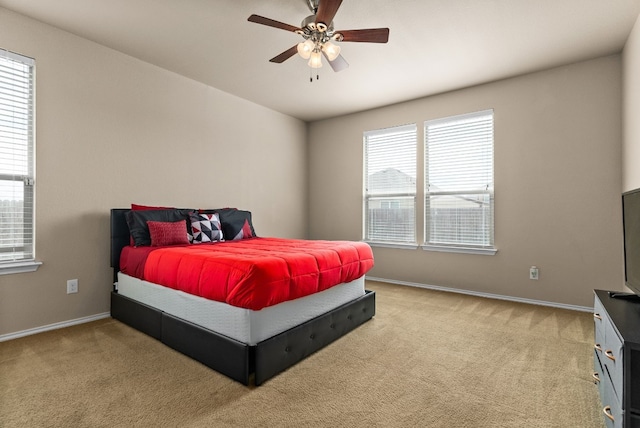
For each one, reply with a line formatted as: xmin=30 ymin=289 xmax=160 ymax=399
xmin=199 ymin=208 xmax=256 ymax=240
xmin=147 ymin=220 xmax=190 ymax=246
xmin=189 ymin=212 xmax=223 ymax=243
xmin=216 ymin=209 xmax=256 ymax=240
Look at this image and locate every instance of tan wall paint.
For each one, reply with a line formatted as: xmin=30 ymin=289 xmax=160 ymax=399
xmin=622 ymin=13 xmax=640 ymax=294
xmin=0 ymin=9 xmax=307 ymax=336
xmin=309 ymin=56 xmax=623 ymax=308
xmin=624 ymin=14 xmax=640 ymax=192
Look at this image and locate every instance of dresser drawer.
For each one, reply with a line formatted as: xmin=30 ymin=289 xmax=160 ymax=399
xmin=594 ymin=290 xmax=640 ymax=427
xmin=594 ymin=297 xmax=606 ymax=348
xmin=603 ymin=312 xmax=625 ymax=401
xmin=595 ymin=350 xmax=607 ymax=403
xmin=599 ymin=362 xmax=624 ymax=428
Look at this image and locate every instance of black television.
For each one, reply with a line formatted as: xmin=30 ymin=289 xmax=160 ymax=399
xmin=621 ymin=188 xmax=640 ymax=299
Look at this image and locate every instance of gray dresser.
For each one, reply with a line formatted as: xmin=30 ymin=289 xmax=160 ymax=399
xmin=594 ymin=290 xmax=640 ymax=427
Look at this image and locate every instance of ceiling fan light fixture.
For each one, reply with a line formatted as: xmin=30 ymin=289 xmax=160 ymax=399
xmin=248 ymin=0 xmax=390 ymax=76
xmin=308 ymin=50 xmax=323 ymax=68
xmin=297 ymin=39 xmax=314 ymax=59
xmin=322 ymin=41 xmax=341 ymax=61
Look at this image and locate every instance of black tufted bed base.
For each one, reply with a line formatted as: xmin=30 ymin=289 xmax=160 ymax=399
xmin=111 ymin=289 xmax=375 ymax=385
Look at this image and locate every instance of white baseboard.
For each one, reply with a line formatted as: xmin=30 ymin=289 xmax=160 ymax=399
xmin=366 ymin=276 xmax=593 ymax=312
xmin=1 ymin=278 xmax=593 ymax=342
xmin=0 ymin=312 xmax=111 ymax=343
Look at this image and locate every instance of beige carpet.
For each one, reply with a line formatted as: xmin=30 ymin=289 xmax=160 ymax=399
xmin=0 ymin=281 xmax=605 ymax=427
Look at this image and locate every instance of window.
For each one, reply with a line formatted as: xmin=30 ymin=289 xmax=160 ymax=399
xmin=364 ymin=124 xmax=417 ymax=244
xmin=424 ymin=110 xmax=494 ymax=253
xmin=0 ymin=49 xmax=39 ymax=273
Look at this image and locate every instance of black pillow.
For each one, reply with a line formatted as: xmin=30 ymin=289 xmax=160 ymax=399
xmin=218 ymin=209 xmax=256 ymax=240
xmin=126 ymin=209 xmax=191 ymax=246
xmin=200 ymin=208 xmax=256 ymax=240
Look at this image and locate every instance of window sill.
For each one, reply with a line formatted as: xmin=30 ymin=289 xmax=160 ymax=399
xmin=365 ymin=241 xmax=419 ymax=250
xmin=0 ymin=260 xmax=43 ymax=275
xmin=421 ymin=245 xmax=497 ymax=255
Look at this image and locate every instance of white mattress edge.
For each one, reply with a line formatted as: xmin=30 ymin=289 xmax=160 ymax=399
xmin=116 ymin=273 xmax=365 ymax=345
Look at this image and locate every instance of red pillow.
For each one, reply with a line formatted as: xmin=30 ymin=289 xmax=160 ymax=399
xmin=147 ymin=220 xmax=189 ymax=247
xmin=132 ymin=203 xmax=173 ymax=211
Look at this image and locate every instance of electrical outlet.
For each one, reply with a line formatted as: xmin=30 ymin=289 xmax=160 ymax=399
xmin=67 ymin=279 xmax=78 ymax=294
xmin=529 ymin=266 xmax=539 ymax=280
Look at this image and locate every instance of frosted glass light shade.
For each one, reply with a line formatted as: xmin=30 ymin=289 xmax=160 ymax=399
xmin=297 ymin=39 xmax=314 ymax=59
xmin=308 ymin=50 xmax=323 ymax=68
xmin=322 ymin=41 xmax=341 ymax=61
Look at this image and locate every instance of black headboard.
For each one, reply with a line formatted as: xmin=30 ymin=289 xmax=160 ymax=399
xmin=110 ymin=208 xmax=130 ymax=284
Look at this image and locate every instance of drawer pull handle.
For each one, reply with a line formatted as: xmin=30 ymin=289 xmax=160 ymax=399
xmin=594 ymin=313 xmax=602 ymax=321
xmin=592 ymin=372 xmax=600 ymax=383
xmin=594 ymin=344 xmax=602 ymax=352
xmin=603 ymin=406 xmax=615 ymax=422
xmin=605 ymin=350 xmax=616 ymax=362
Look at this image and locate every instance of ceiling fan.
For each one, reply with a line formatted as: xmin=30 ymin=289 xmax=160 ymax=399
xmin=248 ymin=0 xmax=389 ymax=75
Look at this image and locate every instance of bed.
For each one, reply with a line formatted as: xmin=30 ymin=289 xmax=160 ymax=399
xmin=109 ymin=207 xmax=376 ymax=385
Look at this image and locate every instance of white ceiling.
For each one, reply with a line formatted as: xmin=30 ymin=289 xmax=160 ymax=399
xmin=1 ymin=0 xmax=639 ymax=122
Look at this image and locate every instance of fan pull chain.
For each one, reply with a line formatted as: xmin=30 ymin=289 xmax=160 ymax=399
xmin=309 ymin=69 xmax=320 ymax=83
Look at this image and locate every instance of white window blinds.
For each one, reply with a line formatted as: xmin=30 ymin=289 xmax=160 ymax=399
xmin=424 ymin=110 xmax=494 ymax=249
xmin=364 ymin=124 xmax=417 ymax=244
xmin=0 ymin=50 xmax=35 ymax=263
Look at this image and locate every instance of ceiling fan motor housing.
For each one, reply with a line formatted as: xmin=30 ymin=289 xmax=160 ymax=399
xmin=298 ymin=15 xmax=341 ymax=43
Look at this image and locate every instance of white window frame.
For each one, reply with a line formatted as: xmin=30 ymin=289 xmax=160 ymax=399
xmin=363 ymin=124 xmax=418 ymax=247
xmin=423 ymin=110 xmax=496 ymax=255
xmin=0 ymin=49 xmax=40 ymax=274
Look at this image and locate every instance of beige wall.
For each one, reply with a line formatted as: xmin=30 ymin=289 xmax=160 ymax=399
xmin=622 ymin=14 xmax=640 ymax=293
xmin=1 ymin=6 xmax=632 ymax=337
xmin=308 ymin=56 xmax=623 ymax=308
xmin=623 ymin=14 xmax=640 ymax=192
xmin=0 ymin=9 xmax=307 ymax=336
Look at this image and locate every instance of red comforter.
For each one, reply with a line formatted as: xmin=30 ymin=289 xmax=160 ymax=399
xmin=120 ymin=237 xmax=374 ymax=310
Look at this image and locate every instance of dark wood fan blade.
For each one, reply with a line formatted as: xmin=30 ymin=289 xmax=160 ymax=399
xmin=337 ymin=28 xmax=390 ymax=43
xmin=322 ymin=51 xmax=349 ymax=72
xmin=269 ymin=46 xmax=299 ymax=63
xmin=248 ymin=14 xmax=301 ymax=33
xmin=315 ymin=0 xmax=343 ymax=26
